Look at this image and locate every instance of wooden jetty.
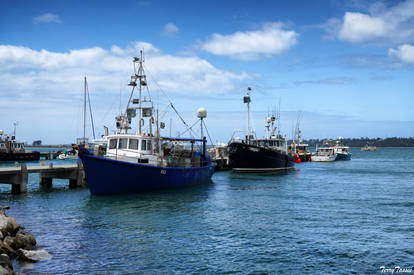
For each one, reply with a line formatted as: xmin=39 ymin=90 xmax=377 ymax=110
xmin=0 ymin=163 xmax=84 ymax=194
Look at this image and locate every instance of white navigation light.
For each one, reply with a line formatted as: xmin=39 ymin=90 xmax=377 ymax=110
xmin=0 ymin=130 xmax=3 ymax=135
xmin=197 ymin=108 xmax=207 ymax=118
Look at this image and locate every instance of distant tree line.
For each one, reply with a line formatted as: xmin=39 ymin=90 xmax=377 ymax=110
xmin=301 ymin=137 xmax=414 ymax=147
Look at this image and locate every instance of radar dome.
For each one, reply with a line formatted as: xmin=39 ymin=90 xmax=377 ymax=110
xmin=197 ymin=108 xmax=207 ymax=118
xmin=0 ymin=130 xmax=3 ymax=135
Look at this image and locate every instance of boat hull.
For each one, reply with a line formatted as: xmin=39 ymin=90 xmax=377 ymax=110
xmin=79 ymin=154 xmax=216 ymax=195
xmin=298 ymin=153 xmax=311 ymax=162
xmin=335 ymin=153 xmax=351 ymax=161
xmin=311 ymin=155 xmax=336 ymax=162
xmin=228 ymin=142 xmax=294 ymax=172
xmin=0 ymin=152 xmax=40 ymax=162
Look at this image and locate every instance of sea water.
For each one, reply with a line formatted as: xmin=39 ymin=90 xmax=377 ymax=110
xmin=1 ymin=148 xmax=413 ymax=274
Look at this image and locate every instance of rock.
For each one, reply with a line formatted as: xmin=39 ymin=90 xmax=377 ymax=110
xmin=2 ymin=237 xmax=13 ymax=251
xmin=7 ymin=218 xmax=19 ymax=236
xmin=1 ymin=238 xmax=12 ymax=249
xmin=0 ymin=253 xmax=12 ymax=275
xmin=0 ymin=265 xmax=13 ymax=275
xmin=17 ymin=249 xmax=51 ymax=262
xmin=0 ymin=214 xmax=20 ymax=237
xmin=0 ymin=254 xmax=12 ymax=269
xmin=0 ymin=243 xmax=15 ymax=258
xmin=2 ymin=231 xmax=36 ymax=251
xmin=0 ymin=217 xmax=9 ymax=236
xmin=13 ymin=232 xmax=36 ymax=250
xmin=0 ymin=232 xmax=3 ymax=241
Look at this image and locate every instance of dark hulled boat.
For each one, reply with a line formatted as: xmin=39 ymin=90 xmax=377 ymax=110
xmin=0 ymin=132 xmax=40 ymax=161
xmin=228 ymin=139 xmax=293 ymax=172
xmin=228 ymin=88 xmax=294 ymax=172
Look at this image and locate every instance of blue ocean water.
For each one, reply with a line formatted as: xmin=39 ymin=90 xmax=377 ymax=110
xmin=1 ymin=148 xmax=413 ymax=274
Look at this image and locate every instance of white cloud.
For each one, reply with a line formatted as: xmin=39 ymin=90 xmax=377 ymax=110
xmin=33 ymin=13 xmax=62 ymax=24
xmin=389 ymin=44 xmax=414 ymax=63
xmin=0 ymin=43 xmax=249 ymax=143
xmin=0 ymin=43 xmax=247 ymax=99
xmin=322 ymin=0 xmax=414 ymax=44
xmin=338 ymin=12 xmax=389 ymax=42
xmin=201 ymin=22 xmax=298 ymax=60
xmin=163 ymin=23 xmax=179 ymax=36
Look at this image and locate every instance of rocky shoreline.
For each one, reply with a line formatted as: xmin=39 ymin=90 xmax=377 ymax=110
xmin=0 ymin=206 xmax=49 ymax=275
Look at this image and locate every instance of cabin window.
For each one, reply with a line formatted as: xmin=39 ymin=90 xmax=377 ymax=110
xmin=118 ymin=138 xmax=128 ymax=149
xmin=109 ymin=139 xmax=117 ymax=149
xmin=141 ymin=140 xmax=147 ymax=151
xmin=147 ymin=140 xmax=152 ymax=151
xmin=129 ymin=139 xmax=139 ymax=150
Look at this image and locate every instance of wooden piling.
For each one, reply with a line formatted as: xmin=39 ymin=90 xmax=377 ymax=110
xmin=10 ymin=164 xmax=28 ymax=194
xmin=69 ymin=162 xmax=84 ymax=189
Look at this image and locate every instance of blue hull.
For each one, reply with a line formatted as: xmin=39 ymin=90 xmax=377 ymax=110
xmin=79 ymin=154 xmax=216 ymax=195
xmin=335 ymin=153 xmax=351 ymax=161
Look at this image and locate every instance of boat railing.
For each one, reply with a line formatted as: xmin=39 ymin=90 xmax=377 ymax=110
xmin=229 ymin=130 xmax=256 ymax=143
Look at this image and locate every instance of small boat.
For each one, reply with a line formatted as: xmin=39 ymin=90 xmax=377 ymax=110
xmin=331 ymin=137 xmax=352 ymax=160
xmin=57 ymin=150 xmax=78 ymax=160
xmin=312 ymin=146 xmax=336 ymax=162
xmin=0 ymin=129 xmax=40 ymax=161
xmin=291 ymin=114 xmax=311 ymax=162
xmin=209 ymin=142 xmax=230 ymax=170
xmin=361 ymin=143 xmax=378 ymax=151
xmin=228 ymin=88 xmax=294 ymax=172
xmin=74 ymin=51 xmax=216 ymax=195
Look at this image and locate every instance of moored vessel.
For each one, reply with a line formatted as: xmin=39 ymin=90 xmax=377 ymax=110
xmin=74 ymin=51 xmax=215 ymax=195
xmin=228 ymin=88 xmax=294 ymax=172
xmin=0 ymin=129 xmax=40 ymax=161
xmin=361 ymin=143 xmax=378 ymax=151
xmin=291 ymin=114 xmax=311 ymax=162
xmin=312 ymin=145 xmax=336 ymax=162
xmin=209 ymin=142 xmax=230 ymax=170
xmin=331 ymin=137 xmax=352 ymax=160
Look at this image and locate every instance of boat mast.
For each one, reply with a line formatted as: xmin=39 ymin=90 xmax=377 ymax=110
xmin=244 ymin=87 xmax=252 ymax=143
xmin=83 ymin=76 xmax=87 ymax=145
xmin=137 ymin=51 xmax=143 ymax=134
xmin=13 ymin=121 xmax=18 ymax=138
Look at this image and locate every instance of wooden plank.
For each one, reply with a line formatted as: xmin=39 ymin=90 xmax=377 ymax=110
xmin=0 ymin=164 xmax=78 ymax=175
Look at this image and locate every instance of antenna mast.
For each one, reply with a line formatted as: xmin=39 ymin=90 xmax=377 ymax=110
xmin=83 ymin=76 xmax=87 ymax=144
xmin=244 ymin=87 xmax=252 ymax=143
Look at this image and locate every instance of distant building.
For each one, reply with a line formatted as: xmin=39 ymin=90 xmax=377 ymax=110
xmin=32 ymin=140 xmax=42 ymax=146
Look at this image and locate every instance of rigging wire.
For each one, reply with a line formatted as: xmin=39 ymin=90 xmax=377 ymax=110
xmin=177 ymin=119 xmax=200 ymax=137
xmin=201 ymin=119 xmax=214 ymax=146
xmin=86 ymin=78 xmax=96 ymax=139
xmin=143 ymin=64 xmax=197 ymax=137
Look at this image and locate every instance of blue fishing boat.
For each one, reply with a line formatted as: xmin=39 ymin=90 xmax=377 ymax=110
xmin=74 ymin=51 xmax=215 ymax=195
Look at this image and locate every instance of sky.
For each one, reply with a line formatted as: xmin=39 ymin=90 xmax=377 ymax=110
xmin=0 ymin=0 xmax=413 ymax=144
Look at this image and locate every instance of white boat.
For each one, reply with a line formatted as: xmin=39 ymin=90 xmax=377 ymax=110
xmin=331 ymin=137 xmax=352 ymax=160
xmin=312 ymin=147 xmax=336 ymax=162
xmin=209 ymin=142 xmax=229 ymax=170
xmin=57 ymin=151 xmax=78 ymax=160
xmin=361 ymin=144 xmax=378 ymax=151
